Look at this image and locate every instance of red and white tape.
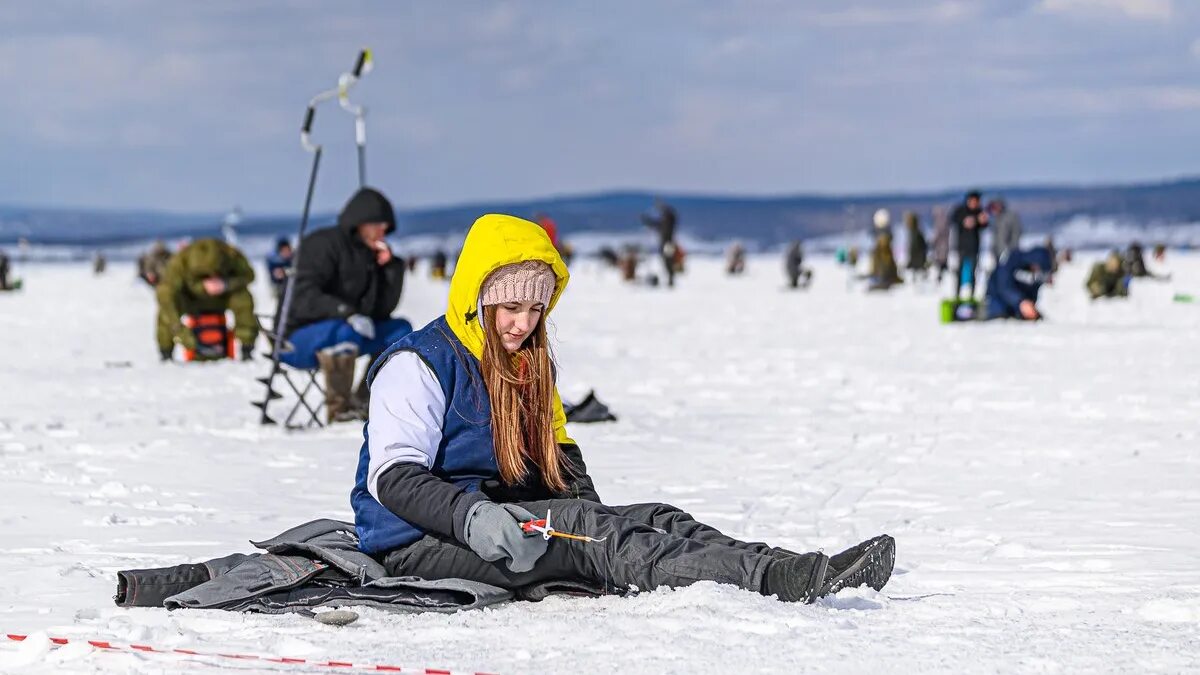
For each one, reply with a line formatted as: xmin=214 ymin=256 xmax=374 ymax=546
xmin=4 ymin=632 xmax=496 ymax=674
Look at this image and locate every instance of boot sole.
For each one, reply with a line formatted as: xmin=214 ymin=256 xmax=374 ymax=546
xmin=802 ymin=553 xmax=830 ymax=605
xmin=820 ymin=535 xmax=895 ymax=597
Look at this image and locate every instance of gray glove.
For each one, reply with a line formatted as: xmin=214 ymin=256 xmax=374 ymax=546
xmin=463 ymin=502 xmax=547 ymax=573
xmin=346 ymin=314 xmax=375 ymax=339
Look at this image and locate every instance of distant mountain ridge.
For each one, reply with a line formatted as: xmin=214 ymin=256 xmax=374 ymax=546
xmin=3 ymin=176 xmax=1200 ymax=248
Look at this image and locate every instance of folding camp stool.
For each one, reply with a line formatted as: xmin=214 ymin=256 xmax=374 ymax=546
xmin=252 ymin=312 xmax=326 ymax=429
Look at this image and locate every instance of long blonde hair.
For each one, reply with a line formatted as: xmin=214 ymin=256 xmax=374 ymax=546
xmin=480 ymin=304 xmax=567 ymax=492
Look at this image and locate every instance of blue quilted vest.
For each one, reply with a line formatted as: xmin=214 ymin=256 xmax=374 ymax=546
xmin=350 ymin=316 xmax=498 ymax=554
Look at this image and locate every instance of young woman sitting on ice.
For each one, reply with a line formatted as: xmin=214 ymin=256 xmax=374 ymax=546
xmin=351 ymin=214 xmax=894 ymax=603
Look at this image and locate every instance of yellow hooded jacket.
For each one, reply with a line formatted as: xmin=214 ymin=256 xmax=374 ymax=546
xmin=445 ymin=214 xmax=574 ymax=445
xmin=351 ymin=214 xmax=585 ymax=554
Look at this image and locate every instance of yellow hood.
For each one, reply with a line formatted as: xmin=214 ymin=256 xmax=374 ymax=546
xmin=446 ymin=214 xmax=573 ymax=445
xmin=447 ymin=214 xmax=570 ymax=359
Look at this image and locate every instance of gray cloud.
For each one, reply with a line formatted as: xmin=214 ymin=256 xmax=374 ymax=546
xmin=1 ymin=0 xmax=1198 ymax=213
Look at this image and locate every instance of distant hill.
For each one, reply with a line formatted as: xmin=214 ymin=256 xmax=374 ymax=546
xmin=3 ymin=176 xmax=1200 ymax=250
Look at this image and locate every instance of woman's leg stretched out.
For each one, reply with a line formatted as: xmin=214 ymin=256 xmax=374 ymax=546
xmin=603 ymin=502 xmax=774 ymax=556
xmin=383 ymin=499 xmax=830 ymax=602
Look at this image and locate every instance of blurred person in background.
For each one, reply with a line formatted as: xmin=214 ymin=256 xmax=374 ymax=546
xmin=0 ymin=249 xmax=10 ymax=290
xmin=867 ymin=230 xmax=903 ymax=291
xmin=156 ymin=238 xmax=258 ymax=361
xmin=951 ymin=191 xmax=989 ymax=300
xmin=266 ymin=237 xmax=294 ymax=302
xmin=558 ymin=241 xmax=575 ymax=267
xmin=619 ymin=244 xmax=640 ymax=282
xmin=642 ymin=198 xmax=679 ymax=288
xmin=535 ymin=212 xmax=559 ymax=249
xmin=137 ymin=240 xmax=172 ymax=287
xmin=597 ymin=246 xmax=619 ymax=269
xmin=988 ymin=198 xmax=1023 ymax=264
xmin=784 ymin=240 xmax=812 ymax=289
xmin=872 ymin=208 xmax=891 ymax=236
xmin=727 ymin=241 xmax=746 ymax=275
xmin=904 ymin=211 xmax=928 ymax=282
xmin=1125 ymin=241 xmax=1170 ymax=280
xmin=931 ymin=206 xmax=951 ymax=283
xmin=984 ymin=247 xmax=1053 ymax=321
xmin=1044 ymin=235 xmax=1059 ymax=272
xmin=430 ymin=250 xmax=449 ymax=280
xmin=1086 ymin=250 xmax=1130 ymax=300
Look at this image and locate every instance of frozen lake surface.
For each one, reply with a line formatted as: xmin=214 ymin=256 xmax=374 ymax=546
xmin=1 ymin=252 xmax=1198 ymax=673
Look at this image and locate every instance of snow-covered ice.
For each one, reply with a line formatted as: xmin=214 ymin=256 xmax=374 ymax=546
xmin=1 ymin=253 xmax=1198 ymax=673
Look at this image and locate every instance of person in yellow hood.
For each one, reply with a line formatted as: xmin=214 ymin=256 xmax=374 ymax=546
xmin=350 ymin=214 xmax=894 ymax=603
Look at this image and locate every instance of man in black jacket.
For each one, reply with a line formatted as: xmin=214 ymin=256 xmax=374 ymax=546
xmin=281 ymin=187 xmax=412 ymax=422
xmin=950 ymin=190 xmax=989 ymax=300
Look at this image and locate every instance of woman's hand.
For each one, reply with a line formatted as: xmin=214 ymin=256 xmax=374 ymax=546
xmin=463 ymin=502 xmax=548 ymax=573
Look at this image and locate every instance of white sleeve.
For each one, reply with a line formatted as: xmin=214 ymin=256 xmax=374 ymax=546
xmin=366 ymin=351 xmax=446 ymax=501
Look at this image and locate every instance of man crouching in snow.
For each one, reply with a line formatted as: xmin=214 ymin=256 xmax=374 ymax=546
xmin=155 ymin=238 xmax=258 ymax=361
xmin=984 ymin=247 xmax=1054 ymax=321
xmin=350 ymin=214 xmax=895 ymax=604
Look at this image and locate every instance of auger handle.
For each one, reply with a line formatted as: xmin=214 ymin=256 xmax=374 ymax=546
xmin=352 ymin=49 xmax=372 ymax=78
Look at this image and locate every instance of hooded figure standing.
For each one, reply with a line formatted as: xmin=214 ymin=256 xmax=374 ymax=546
xmin=353 ymin=214 xmax=895 ymax=605
xmin=284 ymin=188 xmax=412 ymax=423
xmin=988 ymin=199 xmax=1023 ymax=264
xmin=904 ymin=212 xmax=928 ymax=280
xmin=155 ymin=239 xmax=258 ymax=361
xmin=930 ymin=206 xmax=951 ymax=283
xmin=641 ymin=199 xmax=679 ymax=288
xmin=784 ymin=240 xmax=811 ymax=289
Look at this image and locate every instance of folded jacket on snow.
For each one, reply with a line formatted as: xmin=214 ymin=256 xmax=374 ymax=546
xmin=115 ymin=519 xmax=511 ymax=614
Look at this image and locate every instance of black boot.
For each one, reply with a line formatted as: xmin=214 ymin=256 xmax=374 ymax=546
xmin=762 ymin=552 xmax=828 ymax=604
xmin=819 ymin=535 xmax=895 ymax=597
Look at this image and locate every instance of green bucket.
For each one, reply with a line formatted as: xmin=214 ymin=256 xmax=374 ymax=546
xmin=940 ymin=299 xmax=955 ymax=323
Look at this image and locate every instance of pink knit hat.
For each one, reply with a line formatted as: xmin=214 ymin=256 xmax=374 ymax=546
xmin=480 ymin=260 xmax=556 ymax=307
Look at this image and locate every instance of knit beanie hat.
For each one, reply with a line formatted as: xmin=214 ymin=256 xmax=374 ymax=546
xmin=480 ymin=260 xmax=556 ymax=307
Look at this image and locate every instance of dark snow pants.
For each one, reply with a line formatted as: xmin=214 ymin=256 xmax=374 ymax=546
xmin=382 ymin=500 xmax=774 ymax=595
xmin=280 ymin=317 xmax=414 ymax=370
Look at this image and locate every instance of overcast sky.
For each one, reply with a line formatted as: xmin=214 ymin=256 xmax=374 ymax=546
xmin=2 ymin=0 xmax=1198 ymax=213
